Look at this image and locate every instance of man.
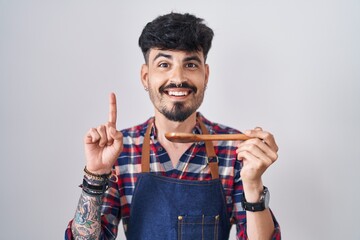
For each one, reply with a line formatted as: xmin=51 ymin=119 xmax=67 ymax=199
xmin=66 ymin=12 xmax=281 ymax=239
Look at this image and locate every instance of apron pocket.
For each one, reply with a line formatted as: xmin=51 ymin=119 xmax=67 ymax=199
xmin=177 ymin=214 xmax=220 ymax=240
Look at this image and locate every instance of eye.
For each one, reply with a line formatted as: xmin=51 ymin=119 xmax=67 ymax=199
xmin=158 ymin=62 xmax=169 ymax=68
xmin=186 ymin=63 xmax=198 ymax=68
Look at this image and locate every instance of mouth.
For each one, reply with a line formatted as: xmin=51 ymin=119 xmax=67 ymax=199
xmin=163 ymin=88 xmax=192 ymax=97
xmin=160 ymin=83 xmax=197 ymax=99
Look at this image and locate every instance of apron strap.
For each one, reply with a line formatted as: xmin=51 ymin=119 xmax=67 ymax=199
xmin=141 ymin=121 xmax=153 ymax=173
xmin=198 ymin=120 xmax=219 ymax=179
xmin=140 ymin=118 xmax=219 ymax=179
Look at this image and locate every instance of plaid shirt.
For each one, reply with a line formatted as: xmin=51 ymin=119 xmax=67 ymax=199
xmin=65 ymin=112 xmax=281 ymax=239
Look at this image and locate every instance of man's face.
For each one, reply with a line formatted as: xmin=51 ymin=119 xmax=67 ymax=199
xmin=141 ymin=49 xmax=209 ymax=122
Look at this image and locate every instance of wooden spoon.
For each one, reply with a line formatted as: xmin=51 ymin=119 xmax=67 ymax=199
xmin=165 ymin=132 xmax=251 ymax=143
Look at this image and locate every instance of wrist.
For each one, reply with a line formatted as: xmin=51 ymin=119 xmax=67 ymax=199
xmin=243 ymin=181 xmax=263 ymax=202
xmin=81 ymin=178 xmax=108 ymax=196
xmin=80 ymin=166 xmax=111 ymax=196
xmin=84 ymin=166 xmax=112 ymax=180
xmin=84 ymin=174 xmax=108 ymax=186
xmin=242 ymin=186 xmax=270 ymax=212
xmin=86 ymin=165 xmax=112 ymax=175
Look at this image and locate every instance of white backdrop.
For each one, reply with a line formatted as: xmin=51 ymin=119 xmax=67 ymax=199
xmin=1 ymin=0 xmax=359 ymax=239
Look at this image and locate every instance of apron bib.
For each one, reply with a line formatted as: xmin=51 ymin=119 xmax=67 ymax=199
xmin=126 ymin=119 xmax=231 ymax=240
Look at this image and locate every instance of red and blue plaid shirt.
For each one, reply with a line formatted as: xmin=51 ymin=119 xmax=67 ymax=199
xmin=65 ymin=112 xmax=281 ymax=239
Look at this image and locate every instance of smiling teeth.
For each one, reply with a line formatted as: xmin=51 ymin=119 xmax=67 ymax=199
xmin=168 ymin=91 xmax=188 ymax=96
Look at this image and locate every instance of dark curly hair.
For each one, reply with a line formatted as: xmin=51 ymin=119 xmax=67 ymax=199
xmin=138 ymin=12 xmax=214 ymax=63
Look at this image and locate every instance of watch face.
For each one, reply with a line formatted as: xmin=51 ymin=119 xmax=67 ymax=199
xmin=264 ymin=187 xmax=270 ymax=208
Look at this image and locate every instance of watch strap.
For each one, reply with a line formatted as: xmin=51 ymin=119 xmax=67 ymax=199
xmin=241 ymin=186 xmax=269 ymax=212
xmin=242 ymin=201 xmax=266 ymax=212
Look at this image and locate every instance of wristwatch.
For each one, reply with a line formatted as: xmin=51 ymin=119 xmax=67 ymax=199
xmin=241 ymin=186 xmax=270 ymax=212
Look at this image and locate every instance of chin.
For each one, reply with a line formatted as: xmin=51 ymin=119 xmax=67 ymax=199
xmin=161 ymin=103 xmax=195 ymax=122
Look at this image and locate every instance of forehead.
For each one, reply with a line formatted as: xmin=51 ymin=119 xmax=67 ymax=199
xmin=148 ymin=48 xmax=205 ymax=62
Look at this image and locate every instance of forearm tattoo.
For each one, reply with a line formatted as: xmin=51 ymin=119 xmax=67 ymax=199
xmin=72 ymin=191 xmax=103 ymax=239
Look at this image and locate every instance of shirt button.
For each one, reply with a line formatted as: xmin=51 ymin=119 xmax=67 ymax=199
xmin=157 ymin=147 xmax=163 ymax=151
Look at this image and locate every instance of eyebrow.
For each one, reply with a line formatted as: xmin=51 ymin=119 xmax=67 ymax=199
xmin=152 ymin=52 xmax=203 ymax=64
xmin=153 ymin=53 xmax=172 ymax=63
xmin=184 ymin=56 xmax=202 ymax=64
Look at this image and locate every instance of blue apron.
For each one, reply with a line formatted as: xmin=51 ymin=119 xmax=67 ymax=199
xmin=126 ymin=120 xmax=231 ymax=240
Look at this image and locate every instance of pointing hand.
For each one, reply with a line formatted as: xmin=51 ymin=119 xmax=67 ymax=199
xmin=84 ymin=93 xmax=123 ymax=174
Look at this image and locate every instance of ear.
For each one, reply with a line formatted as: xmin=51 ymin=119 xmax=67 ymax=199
xmin=140 ymin=64 xmax=149 ymax=89
xmin=204 ymin=64 xmax=210 ymax=86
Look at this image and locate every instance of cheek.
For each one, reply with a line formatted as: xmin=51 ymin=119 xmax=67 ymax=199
xmin=194 ymin=76 xmax=208 ymax=89
xmin=148 ymin=80 xmax=164 ymax=94
xmin=149 ymin=71 xmax=168 ymax=81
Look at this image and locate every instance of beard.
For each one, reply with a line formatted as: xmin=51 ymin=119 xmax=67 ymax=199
xmin=149 ymin=82 xmax=205 ymax=122
xmin=160 ymin=102 xmax=195 ymax=122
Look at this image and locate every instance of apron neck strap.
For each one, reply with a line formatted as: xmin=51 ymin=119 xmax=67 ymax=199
xmin=197 ymin=120 xmax=219 ymax=179
xmin=141 ymin=117 xmax=219 ymax=179
xmin=141 ymin=120 xmax=153 ymax=173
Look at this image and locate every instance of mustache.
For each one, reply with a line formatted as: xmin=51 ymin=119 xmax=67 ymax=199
xmin=160 ymin=82 xmax=197 ymax=93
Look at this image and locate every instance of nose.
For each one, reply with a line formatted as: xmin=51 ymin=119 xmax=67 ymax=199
xmin=170 ymin=65 xmax=186 ymax=86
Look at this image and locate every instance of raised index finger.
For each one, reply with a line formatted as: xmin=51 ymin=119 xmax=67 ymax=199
xmin=108 ymin=92 xmax=117 ymax=125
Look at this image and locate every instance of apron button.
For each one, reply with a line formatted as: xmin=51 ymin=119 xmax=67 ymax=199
xmin=178 ymin=216 xmax=183 ymax=220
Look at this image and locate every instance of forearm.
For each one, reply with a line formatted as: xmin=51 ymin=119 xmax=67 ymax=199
xmin=246 ymin=209 xmax=275 ymax=240
xmin=71 ymin=191 xmax=103 ymax=239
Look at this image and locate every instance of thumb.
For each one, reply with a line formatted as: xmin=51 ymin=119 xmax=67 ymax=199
xmin=109 ymin=127 xmax=123 ymax=149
